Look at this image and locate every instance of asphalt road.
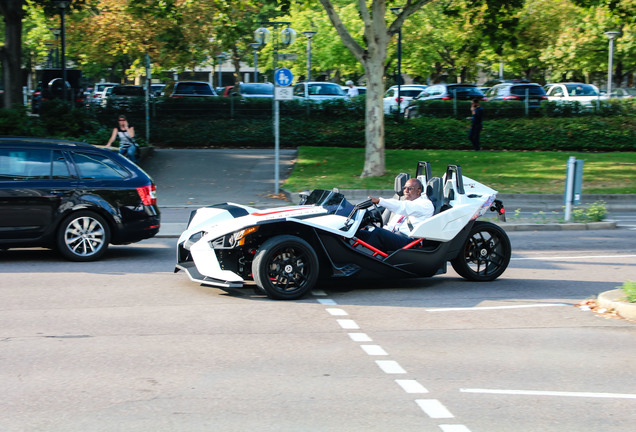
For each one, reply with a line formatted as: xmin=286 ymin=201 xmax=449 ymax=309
xmin=1 ymin=230 xmax=635 ymax=432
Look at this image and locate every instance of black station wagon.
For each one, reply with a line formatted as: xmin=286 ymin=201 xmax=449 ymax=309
xmin=0 ymin=137 xmax=160 ymax=261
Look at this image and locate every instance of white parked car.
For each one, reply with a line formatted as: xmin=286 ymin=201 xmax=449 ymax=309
xmin=544 ymin=83 xmax=604 ymax=106
xmin=293 ymin=82 xmax=348 ymax=103
xmin=89 ymin=82 xmax=117 ymax=105
xmin=383 ymin=84 xmax=428 ymax=114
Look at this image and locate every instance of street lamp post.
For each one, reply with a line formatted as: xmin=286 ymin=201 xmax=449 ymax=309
xmin=254 ymin=22 xmax=296 ymax=194
xmin=250 ymin=43 xmax=261 ymax=83
xmin=302 ymin=31 xmax=317 ymax=81
xmin=391 ymin=7 xmax=403 ymax=120
xmin=56 ymin=1 xmax=70 ymax=103
xmin=605 ymin=31 xmax=620 ymax=97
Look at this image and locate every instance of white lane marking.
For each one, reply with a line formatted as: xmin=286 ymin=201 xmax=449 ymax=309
xmin=415 ymin=399 xmax=454 ymax=418
xmin=426 ymin=303 xmax=568 ymax=312
xmin=439 ymin=425 xmax=472 ymax=432
xmin=461 ymin=388 xmax=636 ymax=399
xmin=317 ymin=298 xmax=337 ymax=305
xmin=396 ymin=379 xmax=429 ymax=394
xmin=312 ymin=289 xmax=327 ymax=296
xmin=326 ymin=308 xmax=348 ymax=316
xmin=360 ymin=344 xmax=388 ymax=356
xmin=376 ymin=360 xmax=407 ymax=374
xmin=348 ymin=332 xmax=372 ymax=342
xmin=336 ymin=319 xmax=359 ymax=329
xmin=512 ymin=254 xmax=636 ymax=261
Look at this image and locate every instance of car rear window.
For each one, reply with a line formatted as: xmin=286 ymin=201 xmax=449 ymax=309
xmin=401 ymin=90 xmax=424 ymax=97
xmin=112 ymin=86 xmax=144 ymax=96
xmin=174 ymin=83 xmax=214 ymax=95
xmin=72 ymin=152 xmax=129 ymax=180
xmin=241 ymin=84 xmax=273 ymax=95
xmin=449 ymin=86 xmax=482 ymax=96
xmin=565 ymin=84 xmax=598 ymax=96
xmin=308 ymin=84 xmax=345 ymax=96
xmin=510 ymin=85 xmax=546 ymax=96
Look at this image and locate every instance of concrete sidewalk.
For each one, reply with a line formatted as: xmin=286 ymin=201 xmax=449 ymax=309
xmin=142 ymin=149 xmax=630 ymax=238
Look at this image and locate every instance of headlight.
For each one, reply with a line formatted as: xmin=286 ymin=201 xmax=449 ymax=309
xmin=232 ymin=226 xmax=260 ymax=246
xmin=211 ymin=226 xmax=260 ymax=249
xmin=184 ymin=231 xmax=205 ymax=249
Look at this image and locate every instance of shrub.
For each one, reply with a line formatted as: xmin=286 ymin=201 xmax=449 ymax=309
xmin=620 ymin=281 xmax=636 ymax=303
xmin=571 ymin=201 xmax=608 ymax=222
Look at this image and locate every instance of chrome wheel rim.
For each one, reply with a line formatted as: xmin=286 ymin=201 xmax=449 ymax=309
xmin=64 ymin=216 xmax=106 ymax=257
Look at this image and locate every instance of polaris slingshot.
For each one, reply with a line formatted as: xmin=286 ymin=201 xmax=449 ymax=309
xmin=175 ymin=162 xmax=511 ymax=300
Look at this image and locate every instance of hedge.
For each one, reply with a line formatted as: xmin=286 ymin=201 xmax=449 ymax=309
xmin=2 ymin=99 xmax=634 ymax=152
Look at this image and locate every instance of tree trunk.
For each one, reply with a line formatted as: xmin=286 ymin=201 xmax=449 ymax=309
xmin=0 ymin=0 xmax=24 ymax=109
xmin=317 ymin=0 xmax=432 ymax=177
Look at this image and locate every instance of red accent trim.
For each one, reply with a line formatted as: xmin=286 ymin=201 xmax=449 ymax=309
xmin=251 ymin=207 xmax=307 ymax=216
xmin=403 ymin=238 xmax=424 ymax=249
xmin=352 ymin=238 xmax=388 ymax=258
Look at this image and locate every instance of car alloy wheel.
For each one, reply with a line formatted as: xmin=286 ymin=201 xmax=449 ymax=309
xmin=253 ymin=235 xmax=319 ymax=300
xmin=450 ymin=221 xmax=511 ymax=281
xmin=57 ymin=211 xmax=111 ymax=261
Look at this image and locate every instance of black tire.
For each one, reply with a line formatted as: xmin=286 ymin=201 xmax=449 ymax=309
xmin=450 ymin=221 xmax=511 ymax=281
xmin=56 ymin=211 xmax=110 ymax=261
xmin=252 ymin=235 xmax=319 ymax=300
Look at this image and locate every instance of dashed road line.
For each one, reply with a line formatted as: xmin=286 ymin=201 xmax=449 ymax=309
xmin=375 ymin=360 xmax=407 ymax=374
xmin=360 ymin=344 xmax=388 ymax=356
xmin=396 ymin=379 xmax=429 ymax=394
xmin=321 ymin=298 xmax=472 ymax=431
xmin=336 ymin=319 xmax=359 ymax=329
xmin=348 ymin=332 xmax=372 ymax=342
xmin=415 ymin=399 xmax=455 ymax=418
xmin=326 ymin=308 xmax=348 ymax=316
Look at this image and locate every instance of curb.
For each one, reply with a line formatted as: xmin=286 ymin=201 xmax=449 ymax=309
xmin=597 ymin=289 xmax=636 ymax=321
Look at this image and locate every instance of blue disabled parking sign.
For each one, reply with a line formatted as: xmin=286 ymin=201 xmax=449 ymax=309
xmin=275 ymin=68 xmax=293 ymax=87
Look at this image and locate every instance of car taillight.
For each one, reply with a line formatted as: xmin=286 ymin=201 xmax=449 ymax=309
xmin=441 ymin=96 xmax=452 ymax=100
xmin=503 ymin=95 xmax=522 ymax=100
xmin=540 ymin=95 xmax=548 ymax=100
xmin=395 ymin=97 xmax=403 ymax=103
xmin=137 ymin=184 xmax=157 ymax=206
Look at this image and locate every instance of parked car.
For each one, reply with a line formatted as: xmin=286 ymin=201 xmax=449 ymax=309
xmin=38 ymin=69 xmax=86 ymax=109
xmin=167 ymin=81 xmax=218 ymax=98
xmin=383 ymin=84 xmax=428 ymax=114
xmin=293 ymin=82 xmax=348 ymax=102
xmin=0 ymin=137 xmax=160 ymax=261
xmin=231 ymin=82 xmax=274 ymax=99
xmin=103 ymin=85 xmax=145 ymax=109
xmin=484 ymin=83 xmax=547 ymax=108
xmin=404 ymin=84 xmax=485 ymax=118
xmin=150 ymin=83 xmax=166 ymax=97
xmin=544 ymin=82 xmax=603 ymax=106
xmin=89 ymin=82 xmax=117 ymax=105
xmin=609 ymin=87 xmax=636 ymax=99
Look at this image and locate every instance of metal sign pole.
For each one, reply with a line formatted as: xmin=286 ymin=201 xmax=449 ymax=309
xmin=274 ymin=100 xmax=280 ymax=194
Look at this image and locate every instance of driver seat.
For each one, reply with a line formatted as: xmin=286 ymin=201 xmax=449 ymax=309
xmin=381 ymin=172 xmax=410 ymax=225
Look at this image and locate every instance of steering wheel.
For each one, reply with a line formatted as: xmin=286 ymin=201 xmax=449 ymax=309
xmin=360 ymin=202 xmax=383 ymax=228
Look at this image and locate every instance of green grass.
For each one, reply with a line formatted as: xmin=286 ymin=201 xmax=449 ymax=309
xmin=284 ymin=147 xmax=636 ymax=194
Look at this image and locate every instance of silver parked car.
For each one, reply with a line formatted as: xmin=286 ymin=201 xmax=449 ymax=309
xmin=544 ymin=82 xmax=604 ymax=106
xmin=293 ymin=82 xmax=348 ymax=102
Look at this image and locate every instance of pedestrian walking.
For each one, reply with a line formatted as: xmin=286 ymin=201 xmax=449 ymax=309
xmin=469 ymin=98 xmax=483 ymax=151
